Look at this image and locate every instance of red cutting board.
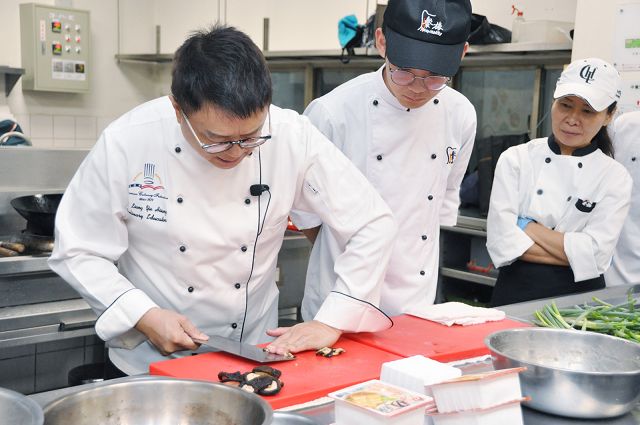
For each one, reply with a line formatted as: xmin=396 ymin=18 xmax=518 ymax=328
xmin=150 ymin=337 xmax=401 ymax=409
xmin=344 ymin=314 xmax=530 ymax=361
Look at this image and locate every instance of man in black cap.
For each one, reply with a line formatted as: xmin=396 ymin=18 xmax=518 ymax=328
xmin=291 ymin=0 xmax=477 ymax=318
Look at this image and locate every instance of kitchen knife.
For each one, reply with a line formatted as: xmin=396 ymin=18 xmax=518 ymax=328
xmin=193 ymin=335 xmax=295 ymax=363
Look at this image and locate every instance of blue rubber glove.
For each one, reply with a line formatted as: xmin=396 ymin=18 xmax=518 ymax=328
xmin=517 ymin=216 xmax=534 ymax=230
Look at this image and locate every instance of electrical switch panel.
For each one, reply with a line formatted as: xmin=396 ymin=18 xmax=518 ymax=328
xmin=20 ymin=3 xmax=90 ymax=93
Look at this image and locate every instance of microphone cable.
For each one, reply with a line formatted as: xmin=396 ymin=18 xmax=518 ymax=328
xmin=239 ymin=148 xmax=271 ymax=342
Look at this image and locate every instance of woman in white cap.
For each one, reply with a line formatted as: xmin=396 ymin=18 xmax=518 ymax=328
xmin=486 ymin=58 xmax=632 ymax=305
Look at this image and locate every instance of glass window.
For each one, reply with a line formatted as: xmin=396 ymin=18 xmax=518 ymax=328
xmin=315 ymin=68 xmax=377 ymax=98
xmin=271 ymin=70 xmax=305 ymax=113
xmin=538 ymin=68 xmax=563 ymax=138
xmin=458 ymin=68 xmax=536 ymax=139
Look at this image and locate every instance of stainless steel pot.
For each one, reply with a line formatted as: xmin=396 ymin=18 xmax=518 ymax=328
xmin=0 ymin=387 xmax=44 ymax=425
xmin=272 ymin=411 xmax=319 ymax=424
xmin=43 ymin=376 xmax=273 ymax=425
xmin=486 ymin=328 xmax=640 ymax=419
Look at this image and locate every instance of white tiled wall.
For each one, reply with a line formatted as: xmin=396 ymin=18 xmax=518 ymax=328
xmin=13 ymin=113 xmax=110 ymax=148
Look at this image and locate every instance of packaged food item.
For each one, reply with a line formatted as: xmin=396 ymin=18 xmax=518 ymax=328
xmin=427 ymin=398 xmax=527 ymax=425
xmin=328 ymin=380 xmax=434 ymax=425
xmin=429 ymin=367 xmax=525 ymax=413
xmin=380 ymin=355 xmax=462 ymax=396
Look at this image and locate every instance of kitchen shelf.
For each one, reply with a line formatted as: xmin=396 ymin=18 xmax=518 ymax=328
xmin=0 ymin=66 xmax=25 ymax=96
xmin=114 ymin=42 xmax=571 ymax=65
xmin=441 ymin=224 xmax=487 ymax=237
xmin=440 ymin=267 xmax=497 ymax=287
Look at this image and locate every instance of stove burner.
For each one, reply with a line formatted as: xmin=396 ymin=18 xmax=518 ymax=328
xmin=0 ymin=232 xmax=54 ymax=257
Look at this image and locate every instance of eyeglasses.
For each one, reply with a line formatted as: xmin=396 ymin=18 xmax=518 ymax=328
xmin=181 ymin=110 xmax=272 ymax=154
xmin=387 ymin=64 xmax=450 ymax=91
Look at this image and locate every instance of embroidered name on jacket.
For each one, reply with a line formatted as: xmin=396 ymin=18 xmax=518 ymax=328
xmin=575 ymin=198 xmax=596 ymax=213
xmin=127 ymin=162 xmax=168 ymax=222
xmin=446 ymin=146 xmax=457 ymax=164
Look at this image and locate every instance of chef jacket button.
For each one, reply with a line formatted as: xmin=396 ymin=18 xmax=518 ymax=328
xmin=241 ymin=245 xmax=248 ymax=252
xmin=179 ymin=245 xmax=186 ymax=252
xmin=431 ymin=154 xmax=437 ymax=159
xmin=433 ymin=99 xmax=439 ymax=105
xmin=567 ymin=196 xmax=572 ymax=202
xmin=244 ymin=198 xmax=251 ymax=205
xmin=373 ymin=99 xmax=379 ymax=106
xmin=174 ymin=146 xmax=182 ymax=153
xmin=578 ymin=162 xmax=583 ymax=168
xmin=421 ymin=235 xmax=428 ymax=240
xmin=177 ymin=196 xmax=183 ymax=204
xmin=234 ymin=283 xmax=241 ymax=289
xmin=231 ymin=323 xmax=238 ymax=329
xmin=427 ymin=195 xmax=434 ymax=201
xmin=420 ymin=270 xmax=426 ymax=276
xmin=545 ymin=157 xmax=551 ymax=163
xmin=187 ymin=286 xmax=194 ymax=293
xmin=632 ymin=157 xmax=637 ymax=162
xmin=376 ymin=154 xmax=383 ymax=161
xmin=537 ymin=189 xmax=543 ymax=195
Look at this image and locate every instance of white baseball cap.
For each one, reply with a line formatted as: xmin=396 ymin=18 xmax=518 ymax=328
xmin=553 ymin=58 xmax=622 ymax=112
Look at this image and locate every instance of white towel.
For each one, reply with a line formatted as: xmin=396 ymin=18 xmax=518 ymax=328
xmin=408 ymin=302 xmax=505 ymax=326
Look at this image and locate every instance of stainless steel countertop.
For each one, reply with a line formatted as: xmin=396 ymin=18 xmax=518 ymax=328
xmin=27 ymin=284 xmax=640 ymax=424
xmin=28 ymin=358 xmax=640 ymax=424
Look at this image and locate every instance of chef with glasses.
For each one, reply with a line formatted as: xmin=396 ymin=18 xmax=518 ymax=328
xmin=291 ymin=0 xmax=477 ymax=319
xmin=49 ymin=25 xmax=396 ymax=377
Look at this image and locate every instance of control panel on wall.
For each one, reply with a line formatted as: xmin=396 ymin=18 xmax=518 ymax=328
xmin=20 ymin=3 xmax=90 ymax=93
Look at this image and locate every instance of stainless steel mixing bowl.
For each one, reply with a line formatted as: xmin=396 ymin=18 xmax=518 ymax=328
xmin=0 ymin=387 xmax=43 ymax=425
xmin=485 ymin=328 xmax=640 ymax=418
xmin=43 ymin=376 xmax=272 ymax=425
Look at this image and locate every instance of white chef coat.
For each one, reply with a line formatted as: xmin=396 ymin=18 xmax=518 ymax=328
xmin=290 ymin=66 xmax=477 ymax=318
xmin=48 ymin=97 xmax=397 ymax=375
xmin=605 ymin=111 xmax=640 ymax=286
xmin=487 ymin=136 xmax=632 ymax=282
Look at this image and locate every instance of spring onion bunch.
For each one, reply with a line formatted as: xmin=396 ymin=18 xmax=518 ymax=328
xmin=534 ymin=292 xmax=640 ymax=343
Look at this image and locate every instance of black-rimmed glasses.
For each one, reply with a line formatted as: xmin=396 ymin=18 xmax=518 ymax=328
xmin=181 ymin=111 xmax=272 ymax=154
xmin=387 ymin=64 xmax=450 ymax=91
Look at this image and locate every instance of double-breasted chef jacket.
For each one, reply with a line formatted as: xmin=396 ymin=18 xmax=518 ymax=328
xmin=487 ymin=135 xmax=632 ymax=286
xmin=48 ymin=97 xmax=397 ymax=375
xmin=290 ymin=66 xmax=477 ymax=318
xmin=605 ymin=111 xmax=640 ymax=287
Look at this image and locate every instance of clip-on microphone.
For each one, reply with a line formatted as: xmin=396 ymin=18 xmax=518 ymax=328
xmin=250 ymin=184 xmax=270 ymax=196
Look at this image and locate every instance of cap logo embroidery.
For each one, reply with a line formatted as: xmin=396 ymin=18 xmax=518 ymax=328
xmin=418 ymin=10 xmax=444 ymax=36
xmin=579 ymin=65 xmax=596 ymax=84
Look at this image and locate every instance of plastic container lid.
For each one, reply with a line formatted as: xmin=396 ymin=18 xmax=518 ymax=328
xmin=328 ymin=379 xmax=432 ymax=418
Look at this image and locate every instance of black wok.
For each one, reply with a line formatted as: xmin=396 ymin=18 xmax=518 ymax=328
xmin=10 ymin=194 xmax=63 ymax=237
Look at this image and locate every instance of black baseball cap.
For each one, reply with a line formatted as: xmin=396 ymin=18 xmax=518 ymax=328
xmin=383 ymin=0 xmax=472 ymax=77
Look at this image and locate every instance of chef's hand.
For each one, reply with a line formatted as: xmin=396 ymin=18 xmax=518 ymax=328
xmin=135 ymin=307 xmax=208 ymax=356
xmin=264 ymin=320 xmax=342 ymax=355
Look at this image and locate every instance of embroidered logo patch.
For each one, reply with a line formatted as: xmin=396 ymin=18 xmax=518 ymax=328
xmin=127 ymin=162 xmax=168 ymax=223
xmin=446 ymin=146 xmax=457 ymax=164
xmin=575 ymin=198 xmax=596 ymax=213
xmin=579 ymin=65 xmax=596 ymax=84
xmin=417 ymin=10 xmax=444 ymax=36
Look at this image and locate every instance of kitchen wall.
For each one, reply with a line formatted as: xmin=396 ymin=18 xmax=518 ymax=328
xmin=0 ymin=0 xmax=585 ymax=150
xmin=0 ymin=0 xmax=161 ymax=148
xmin=573 ymin=0 xmax=640 ymax=115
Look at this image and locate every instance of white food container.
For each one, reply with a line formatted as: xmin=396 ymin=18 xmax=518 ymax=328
xmin=427 ymin=398 xmax=527 ymax=425
xmin=430 ymin=367 xmax=525 ymax=413
xmin=328 ymin=380 xmax=433 ymax=425
xmin=380 ymin=355 xmax=462 ymax=396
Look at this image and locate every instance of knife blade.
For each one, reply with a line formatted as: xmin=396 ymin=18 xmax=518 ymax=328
xmin=193 ymin=335 xmax=295 ymax=363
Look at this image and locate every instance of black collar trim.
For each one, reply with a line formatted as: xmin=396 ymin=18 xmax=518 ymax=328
xmin=548 ymin=134 xmax=599 ymax=157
